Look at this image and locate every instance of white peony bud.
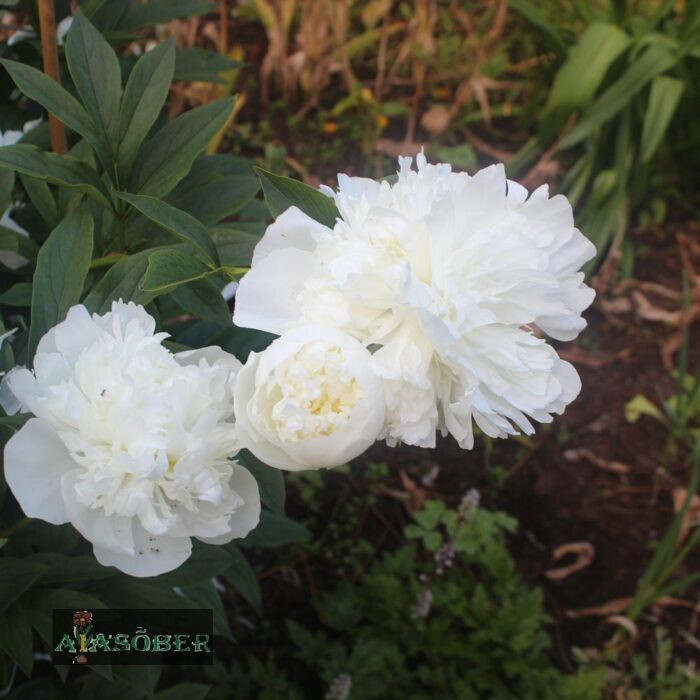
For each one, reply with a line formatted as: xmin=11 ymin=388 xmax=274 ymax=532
xmin=233 ymin=325 xmax=385 ymax=471
xmin=3 ymin=301 xmax=260 ymax=577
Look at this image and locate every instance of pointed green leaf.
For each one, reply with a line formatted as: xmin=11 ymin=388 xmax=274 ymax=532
xmin=237 ymin=449 xmax=285 ymax=515
xmin=19 ymin=173 xmax=59 ymax=228
xmin=0 ymin=144 xmax=113 ymax=209
xmin=118 ymin=39 xmax=176 ymax=179
xmin=131 ymin=97 xmax=235 ymax=198
xmin=65 ymin=10 xmax=122 ymax=147
xmin=221 ymin=545 xmax=261 ymax=613
xmin=141 ymin=249 xmax=216 ymax=293
xmin=83 ymin=249 xmax=155 ymax=313
xmin=28 ymin=206 xmax=94 ymax=360
xmin=114 ymin=191 xmax=219 ymax=264
xmin=239 ymin=511 xmax=310 ymax=548
xmin=0 ymin=601 xmax=34 ymax=677
xmin=0 ymin=58 xmax=101 ymax=147
xmin=540 ymin=22 xmax=631 ymax=139
xmin=560 ymin=44 xmax=677 ymax=149
xmin=255 ymin=167 xmax=339 ymax=228
xmin=174 ymin=47 xmax=242 ymax=83
xmin=0 ymin=559 xmax=48 ymax=613
xmin=170 ymin=278 xmax=232 ymax=325
xmin=120 ymin=0 xmax=215 ymax=30
xmin=641 ymin=75 xmax=684 ymax=163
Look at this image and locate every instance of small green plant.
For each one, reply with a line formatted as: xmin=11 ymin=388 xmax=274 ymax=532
xmin=209 ymin=489 xmax=605 ymax=699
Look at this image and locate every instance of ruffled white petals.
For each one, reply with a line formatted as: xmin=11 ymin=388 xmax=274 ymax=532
xmin=236 ymin=154 xmax=595 ymax=448
xmin=2 ymin=301 xmax=261 ymax=576
xmin=4 ymin=418 xmax=73 ymax=524
xmin=234 ymin=325 xmax=385 ymax=470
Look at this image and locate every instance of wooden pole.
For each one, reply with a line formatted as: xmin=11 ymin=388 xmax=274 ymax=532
xmin=37 ymin=0 xmax=67 ymax=154
xmin=219 ymin=0 xmax=228 ymax=55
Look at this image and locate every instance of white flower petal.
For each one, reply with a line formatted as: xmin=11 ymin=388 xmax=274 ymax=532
xmin=93 ymin=522 xmax=192 ymax=577
xmin=4 ymin=418 xmax=74 ymax=524
xmin=251 ymin=206 xmax=325 ymax=265
xmin=61 ymin=470 xmax=135 ymax=554
xmin=198 ymin=463 xmax=261 ymax=544
xmin=233 ymin=248 xmax=316 ymax=335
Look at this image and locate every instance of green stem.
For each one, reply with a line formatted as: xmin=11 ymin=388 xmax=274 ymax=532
xmin=90 ymin=253 xmax=128 ymax=270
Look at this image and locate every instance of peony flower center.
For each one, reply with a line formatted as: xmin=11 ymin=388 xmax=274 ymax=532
xmin=268 ymin=342 xmax=363 ymax=442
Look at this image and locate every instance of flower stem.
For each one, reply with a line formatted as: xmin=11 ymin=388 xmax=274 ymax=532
xmin=90 ymin=253 xmax=128 ymax=270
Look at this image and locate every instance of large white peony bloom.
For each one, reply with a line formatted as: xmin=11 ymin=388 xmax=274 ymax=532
xmin=234 ymin=325 xmax=385 ymax=471
xmin=234 ymin=154 xmax=595 ymax=449
xmin=3 ymin=301 xmax=260 ymax=576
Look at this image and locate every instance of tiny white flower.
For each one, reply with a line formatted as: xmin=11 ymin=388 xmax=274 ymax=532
xmin=0 ymin=117 xmax=42 ymax=146
xmin=234 ymin=154 xmax=595 ymax=449
xmin=0 ymin=205 xmax=31 ymax=270
xmin=234 ymin=325 xmax=385 ymax=471
xmin=8 ymin=17 xmax=72 ymax=47
xmin=3 ymin=301 xmax=260 ymax=577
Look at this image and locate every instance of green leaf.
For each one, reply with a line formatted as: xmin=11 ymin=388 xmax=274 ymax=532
xmin=238 ymin=511 xmax=310 ymax=549
xmin=624 ymin=394 xmax=666 ymax=424
xmin=174 ymin=47 xmax=242 ymax=83
xmin=0 ymin=224 xmax=39 ymax=263
xmin=154 ymin=684 xmax=212 ymax=700
xmin=507 ymin=0 xmax=567 ymax=56
xmin=170 ymin=175 xmax=260 ymax=226
xmin=100 ymin=581 xmax=195 ymax=609
xmin=19 ymin=173 xmax=59 ymax=228
xmin=0 ymin=600 xmax=33 ymax=677
xmin=540 ymin=22 xmax=631 ymax=139
xmin=131 ymin=98 xmax=235 ymax=198
xmin=0 ymin=282 xmax=32 ymax=306
xmin=222 ymin=545 xmax=261 ymax=613
xmin=119 ymin=0 xmax=215 ymax=30
xmin=115 ymin=191 xmax=219 ymax=265
xmin=212 ymin=227 xmax=260 ymax=267
xmin=640 ymin=75 xmax=684 ymax=163
xmin=28 ymin=553 xmax=118 ymax=585
xmin=255 ymin=167 xmax=339 ymax=228
xmin=237 ymin=450 xmax=285 ymax=515
xmin=149 ymin=541 xmax=232 ymax=589
xmin=65 ymin=10 xmax=122 ymax=148
xmin=0 ymin=559 xmax=48 ymax=613
xmin=118 ymin=39 xmax=176 ymax=179
xmin=141 ymin=249 xmax=216 ymax=293
xmin=28 ymin=207 xmax=94 ymax=361
xmin=560 ymin=44 xmax=678 ymax=149
xmin=0 ymin=169 xmax=13 ymax=213
xmin=0 ymin=58 xmax=101 ymax=149
xmin=179 ymin=580 xmax=232 ymax=640
xmin=83 ymin=249 xmax=155 ymax=313
xmin=24 ymin=588 xmax=106 ymax=645
xmin=170 ymin=278 xmax=232 ymax=325
xmin=0 ymin=144 xmax=113 ymax=209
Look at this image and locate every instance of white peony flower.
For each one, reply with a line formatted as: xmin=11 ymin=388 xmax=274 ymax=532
xmin=3 ymin=301 xmax=260 ymax=576
xmin=234 ymin=154 xmax=595 ymax=449
xmin=234 ymin=325 xmax=385 ymax=471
